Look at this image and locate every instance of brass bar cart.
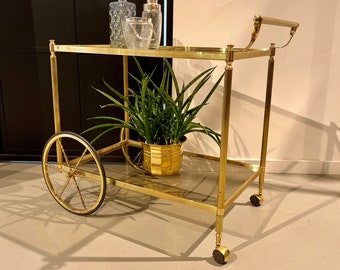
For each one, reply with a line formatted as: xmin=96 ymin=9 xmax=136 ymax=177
xmin=42 ymin=15 xmax=299 ymax=264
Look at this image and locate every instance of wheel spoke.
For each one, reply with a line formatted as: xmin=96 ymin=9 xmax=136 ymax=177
xmin=72 ymin=175 xmax=87 ymax=210
xmin=73 ymin=148 xmax=90 ymax=171
xmin=58 ymin=138 xmax=71 ymax=167
xmin=57 ymin=174 xmax=72 ymax=199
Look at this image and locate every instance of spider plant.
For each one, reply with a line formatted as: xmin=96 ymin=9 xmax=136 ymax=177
xmin=83 ymin=57 xmax=224 ymax=146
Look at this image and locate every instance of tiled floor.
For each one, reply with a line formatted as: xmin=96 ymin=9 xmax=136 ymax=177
xmin=1 ymin=160 xmax=339 ymax=270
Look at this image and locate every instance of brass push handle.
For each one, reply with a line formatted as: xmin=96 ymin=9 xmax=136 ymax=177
xmin=257 ymin=15 xmax=299 ymax=28
xmin=243 ymin=15 xmax=299 ymax=50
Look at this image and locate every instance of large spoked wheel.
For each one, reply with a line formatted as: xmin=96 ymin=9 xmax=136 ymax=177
xmin=120 ymin=128 xmax=145 ymax=174
xmin=42 ymin=131 xmax=106 ymax=215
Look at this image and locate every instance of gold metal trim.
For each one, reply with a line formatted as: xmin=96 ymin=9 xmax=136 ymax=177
xmin=224 ymin=167 xmax=263 ymax=210
xmin=53 ymin=44 xmax=272 ymax=61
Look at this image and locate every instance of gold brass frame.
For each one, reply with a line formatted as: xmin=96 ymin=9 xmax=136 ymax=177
xmin=46 ymin=15 xmax=299 ymax=264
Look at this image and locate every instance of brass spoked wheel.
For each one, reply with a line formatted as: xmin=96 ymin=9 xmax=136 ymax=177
xmin=42 ymin=131 xmax=106 ymax=215
xmin=120 ymin=128 xmax=145 ymax=174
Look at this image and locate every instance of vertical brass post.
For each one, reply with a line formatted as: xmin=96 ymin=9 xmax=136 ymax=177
xmin=123 ymin=55 xmax=130 ymax=141
xmin=49 ymin=40 xmax=62 ymax=166
xmin=258 ymin=43 xmax=276 ymax=196
xmin=49 ymin=40 xmax=61 ymax=133
xmin=215 ymin=45 xmax=234 ymax=248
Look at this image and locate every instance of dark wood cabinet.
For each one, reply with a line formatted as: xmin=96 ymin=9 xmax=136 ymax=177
xmin=0 ymin=0 xmax=173 ymax=160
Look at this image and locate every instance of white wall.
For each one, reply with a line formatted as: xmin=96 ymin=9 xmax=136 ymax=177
xmin=173 ymin=0 xmax=340 ymax=174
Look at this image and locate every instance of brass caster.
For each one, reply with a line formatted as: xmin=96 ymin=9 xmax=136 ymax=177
xmin=212 ymin=246 xmax=230 ymax=264
xmin=250 ymin=194 xmax=263 ymax=207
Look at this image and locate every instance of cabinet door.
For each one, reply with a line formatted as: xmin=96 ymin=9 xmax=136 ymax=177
xmin=0 ymin=0 xmax=173 ymax=161
xmin=0 ymin=0 xmax=77 ymax=160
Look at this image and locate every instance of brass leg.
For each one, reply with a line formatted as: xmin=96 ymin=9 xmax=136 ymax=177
xmin=49 ymin=40 xmax=62 ymax=166
xmin=122 ymin=55 xmax=131 ymax=160
xmin=250 ymin=44 xmax=276 ymax=207
xmin=213 ymin=45 xmax=234 ymax=264
xmin=123 ymin=55 xmax=130 ymax=138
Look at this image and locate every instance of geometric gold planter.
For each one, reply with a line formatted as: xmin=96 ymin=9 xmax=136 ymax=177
xmin=142 ymin=142 xmax=184 ymax=176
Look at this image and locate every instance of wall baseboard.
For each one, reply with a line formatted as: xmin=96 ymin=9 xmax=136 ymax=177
xmin=248 ymin=159 xmax=340 ymax=175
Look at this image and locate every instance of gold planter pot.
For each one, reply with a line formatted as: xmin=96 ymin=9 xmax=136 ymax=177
xmin=142 ymin=142 xmax=184 ymax=176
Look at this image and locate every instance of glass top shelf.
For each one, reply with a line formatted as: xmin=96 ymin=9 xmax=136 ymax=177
xmin=52 ymin=43 xmax=272 ymax=61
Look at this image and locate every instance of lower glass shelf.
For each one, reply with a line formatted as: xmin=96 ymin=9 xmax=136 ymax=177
xmin=102 ymin=153 xmax=260 ymax=213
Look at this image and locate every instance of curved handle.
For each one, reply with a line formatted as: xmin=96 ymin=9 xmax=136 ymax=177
xmin=243 ymin=15 xmax=299 ymax=50
xmin=258 ymin=15 xmax=299 ymax=28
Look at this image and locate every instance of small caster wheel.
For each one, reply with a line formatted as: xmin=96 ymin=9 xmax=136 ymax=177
xmin=250 ymin=194 xmax=263 ymax=207
xmin=213 ymin=246 xmax=230 ymax=264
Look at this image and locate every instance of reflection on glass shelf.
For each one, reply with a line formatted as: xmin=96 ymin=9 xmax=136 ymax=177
xmin=102 ymin=154 xmax=257 ymax=207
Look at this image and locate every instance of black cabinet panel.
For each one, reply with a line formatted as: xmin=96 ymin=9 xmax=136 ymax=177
xmin=0 ymin=52 xmax=79 ymax=157
xmin=75 ymin=0 xmax=113 ymax=44
xmin=0 ymin=0 xmax=78 ymax=160
xmin=1 ymin=53 xmax=43 ymax=148
xmin=77 ymin=54 xmax=124 ymax=149
xmin=0 ymin=0 xmax=173 ymax=161
xmin=0 ymin=0 xmax=76 ymax=47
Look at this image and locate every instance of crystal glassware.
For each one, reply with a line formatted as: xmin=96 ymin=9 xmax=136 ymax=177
xmin=142 ymin=0 xmax=162 ymax=49
xmin=109 ymin=0 xmax=136 ymax=48
xmin=122 ymin=17 xmax=153 ymax=49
